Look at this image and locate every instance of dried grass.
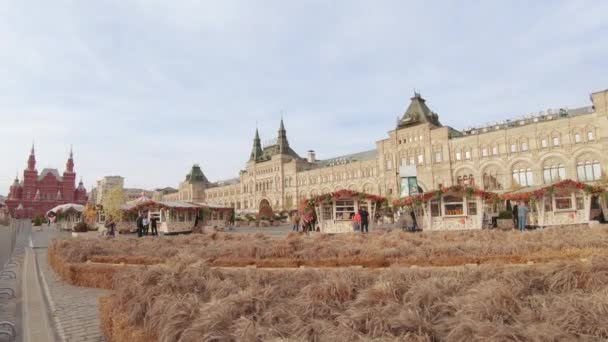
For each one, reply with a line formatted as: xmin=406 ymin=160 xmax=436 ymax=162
xmin=53 ymin=226 xmax=608 ymax=269
xmin=98 ymin=256 xmax=608 ymax=341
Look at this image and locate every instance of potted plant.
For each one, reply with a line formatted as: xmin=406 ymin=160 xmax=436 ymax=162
xmin=496 ymin=211 xmax=514 ymax=229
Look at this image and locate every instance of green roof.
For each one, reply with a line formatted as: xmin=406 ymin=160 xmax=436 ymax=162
xmin=398 ymin=93 xmax=441 ymax=128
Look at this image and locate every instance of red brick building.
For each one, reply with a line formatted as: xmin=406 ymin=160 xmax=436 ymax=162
xmin=5 ymin=145 xmax=88 ymax=219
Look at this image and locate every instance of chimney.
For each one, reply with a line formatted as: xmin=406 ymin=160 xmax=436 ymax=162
xmin=307 ymin=150 xmax=316 ymax=163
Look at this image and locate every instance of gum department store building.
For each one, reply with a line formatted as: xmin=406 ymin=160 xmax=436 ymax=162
xmin=160 ymin=88 xmax=608 ymax=212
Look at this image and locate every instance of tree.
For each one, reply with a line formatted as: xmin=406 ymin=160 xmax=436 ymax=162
xmin=82 ymin=203 xmax=97 ymax=225
xmin=102 ymin=187 xmax=127 ymax=221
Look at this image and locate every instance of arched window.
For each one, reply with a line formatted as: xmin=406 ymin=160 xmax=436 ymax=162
xmin=543 ymin=163 xmax=565 ymax=184
xmin=456 ymin=170 xmax=475 ymax=186
xmin=512 ymin=166 xmax=533 ymax=186
xmin=482 ymin=167 xmax=502 ymax=190
xmin=577 ymin=160 xmax=601 ymax=181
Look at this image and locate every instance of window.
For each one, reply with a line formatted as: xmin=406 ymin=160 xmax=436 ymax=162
xmin=483 ymin=170 xmax=502 ymax=190
xmin=430 ymin=200 xmax=441 ymax=217
xmin=322 ymin=206 xmax=332 ymax=220
xmin=553 ymin=137 xmax=560 ymax=146
xmin=541 ymin=139 xmax=548 ymax=148
xmin=554 ymin=190 xmax=573 ymax=210
xmin=335 ymin=200 xmax=355 ymax=220
xmin=386 ymin=159 xmax=393 ymax=170
xmin=577 ymin=160 xmax=601 ymax=181
xmin=543 ymin=164 xmax=565 ymax=184
xmin=465 ymin=150 xmax=471 ymax=160
xmin=574 ymin=133 xmax=581 ymax=143
xmin=443 ymin=195 xmax=464 ymax=216
xmin=492 ymin=146 xmax=499 ymax=155
xmin=513 ymin=168 xmax=533 ymax=186
xmin=409 ymin=156 xmax=415 ymax=165
xmin=510 ymin=144 xmax=517 ymax=153
xmin=457 ymin=174 xmax=475 ymax=187
xmin=482 ymin=148 xmax=488 ymax=157
xmin=588 ymin=130 xmax=595 ymax=141
xmin=455 ymin=151 xmax=462 ymax=161
xmin=467 ymin=200 xmax=477 ymax=215
xmin=435 ymin=151 xmax=442 ymax=163
xmin=417 ymin=154 xmax=424 ymax=164
xmin=521 ymin=142 xmax=528 ymax=151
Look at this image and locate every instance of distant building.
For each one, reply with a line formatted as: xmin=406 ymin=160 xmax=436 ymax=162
xmin=90 ymin=175 xmax=154 ymax=204
xmin=5 ymin=146 xmax=87 ymax=218
xmin=158 ymin=88 xmax=608 ymax=212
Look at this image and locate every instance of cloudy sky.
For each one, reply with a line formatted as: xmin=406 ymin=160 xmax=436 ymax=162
xmin=1 ymin=0 xmax=607 ymax=194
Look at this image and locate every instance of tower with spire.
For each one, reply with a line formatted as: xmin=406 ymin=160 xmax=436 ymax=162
xmin=4 ymin=143 xmax=87 ymax=218
xmin=277 ymin=118 xmax=289 ymax=154
xmin=249 ymin=128 xmax=263 ymax=162
xmin=63 ymin=146 xmax=76 ymax=202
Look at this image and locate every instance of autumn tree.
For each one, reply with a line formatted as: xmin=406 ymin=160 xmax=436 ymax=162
xmin=102 ymin=187 xmax=127 ymax=221
xmin=82 ymin=203 xmax=97 ymax=225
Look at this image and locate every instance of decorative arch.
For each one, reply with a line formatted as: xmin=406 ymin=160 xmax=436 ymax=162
xmin=347 ymin=184 xmax=357 ymax=191
xmin=362 ymin=183 xmax=374 ymax=194
xmin=506 ymin=156 xmax=535 ymax=171
xmin=480 ymin=162 xmax=505 ymax=190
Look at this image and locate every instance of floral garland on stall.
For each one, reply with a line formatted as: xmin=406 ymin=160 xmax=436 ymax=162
xmin=303 ymin=189 xmax=387 ymax=213
xmin=500 ymin=179 xmax=604 ymax=202
xmin=393 ymin=185 xmax=499 ymax=208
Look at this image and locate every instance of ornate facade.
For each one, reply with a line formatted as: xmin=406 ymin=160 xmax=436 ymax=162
xmin=162 ymin=88 xmax=608 ymax=212
xmin=5 ymin=146 xmax=88 ymax=218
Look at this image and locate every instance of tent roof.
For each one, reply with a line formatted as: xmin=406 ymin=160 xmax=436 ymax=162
xmin=47 ymin=203 xmax=85 ymax=215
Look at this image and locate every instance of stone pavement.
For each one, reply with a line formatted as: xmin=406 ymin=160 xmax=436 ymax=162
xmin=32 ymin=228 xmax=108 ymax=342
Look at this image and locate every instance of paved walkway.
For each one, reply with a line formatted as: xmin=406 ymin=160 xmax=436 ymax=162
xmin=32 ymin=228 xmax=108 ymax=342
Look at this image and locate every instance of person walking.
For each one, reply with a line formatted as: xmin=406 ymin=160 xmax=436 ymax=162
xmin=517 ymin=201 xmax=529 ymax=232
xmin=512 ymin=202 xmax=519 ymax=229
xmin=291 ymin=212 xmax=300 ymax=232
xmin=108 ymin=217 xmax=116 ymax=238
xmin=142 ymin=215 xmax=149 ymax=236
xmin=150 ymin=217 xmax=158 ymax=236
xmin=353 ymin=211 xmax=361 ymax=232
xmin=136 ymin=213 xmax=144 ymax=237
xmin=360 ymin=208 xmax=370 ymax=233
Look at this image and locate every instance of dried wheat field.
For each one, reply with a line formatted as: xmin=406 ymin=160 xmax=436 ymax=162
xmin=50 ymin=226 xmax=608 ymax=341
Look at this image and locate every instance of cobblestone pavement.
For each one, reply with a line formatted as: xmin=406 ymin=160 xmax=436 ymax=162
xmin=34 ymin=233 xmax=108 ymax=342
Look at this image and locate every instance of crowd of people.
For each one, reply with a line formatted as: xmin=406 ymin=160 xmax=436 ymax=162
xmin=290 ymin=207 xmax=372 ymax=234
xmin=135 ymin=212 xmax=158 ymax=237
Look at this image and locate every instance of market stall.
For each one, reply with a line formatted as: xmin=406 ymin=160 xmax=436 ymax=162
xmin=395 ymin=186 xmax=498 ymax=231
xmin=502 ymin=179 xmax=604 ymax=228
xmin=127 ymin=200 xmax=201 ymax=235
xmin=199 ymin=202 xmax=233 ymax=231
xmin=304 ymin=189 xmax=386 ymax=234
xmin=47 ymin=203 xmax=85 ymax=231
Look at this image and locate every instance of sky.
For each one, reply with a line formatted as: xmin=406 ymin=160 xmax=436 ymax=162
xmin=1 ymin=0 xmax=607 ymax=194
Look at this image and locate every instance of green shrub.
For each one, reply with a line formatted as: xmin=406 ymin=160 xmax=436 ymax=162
xmin=498 ymin=211 xmax=513 ymax=219
xmin=73 ymin=222 xmax=89 ymax=232
xmin=32 ymin=214 xmax=46 ymax=226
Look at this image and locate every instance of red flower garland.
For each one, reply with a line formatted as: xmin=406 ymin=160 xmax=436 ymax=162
xmin=500 ymin=179 xmax=604 ymax=201
xmin=394 ymin=185 xmax=498 ymax=207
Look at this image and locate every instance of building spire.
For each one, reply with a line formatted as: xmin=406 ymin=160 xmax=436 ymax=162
xmin=27 ymin=142 xmax=37 ymax=171
xmin=277 ymin=118 xmax=289 ymax=154
xmin=250 ymin=128 xmax=263 ymax=162
xmin=66 ymin=145 xmax=75 ymax=173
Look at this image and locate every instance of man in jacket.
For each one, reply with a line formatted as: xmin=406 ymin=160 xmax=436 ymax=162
xmin=136 ymin=213 xmax=144 ymax=237
xmin=359 ymin=208 xmax=370 ymax=233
